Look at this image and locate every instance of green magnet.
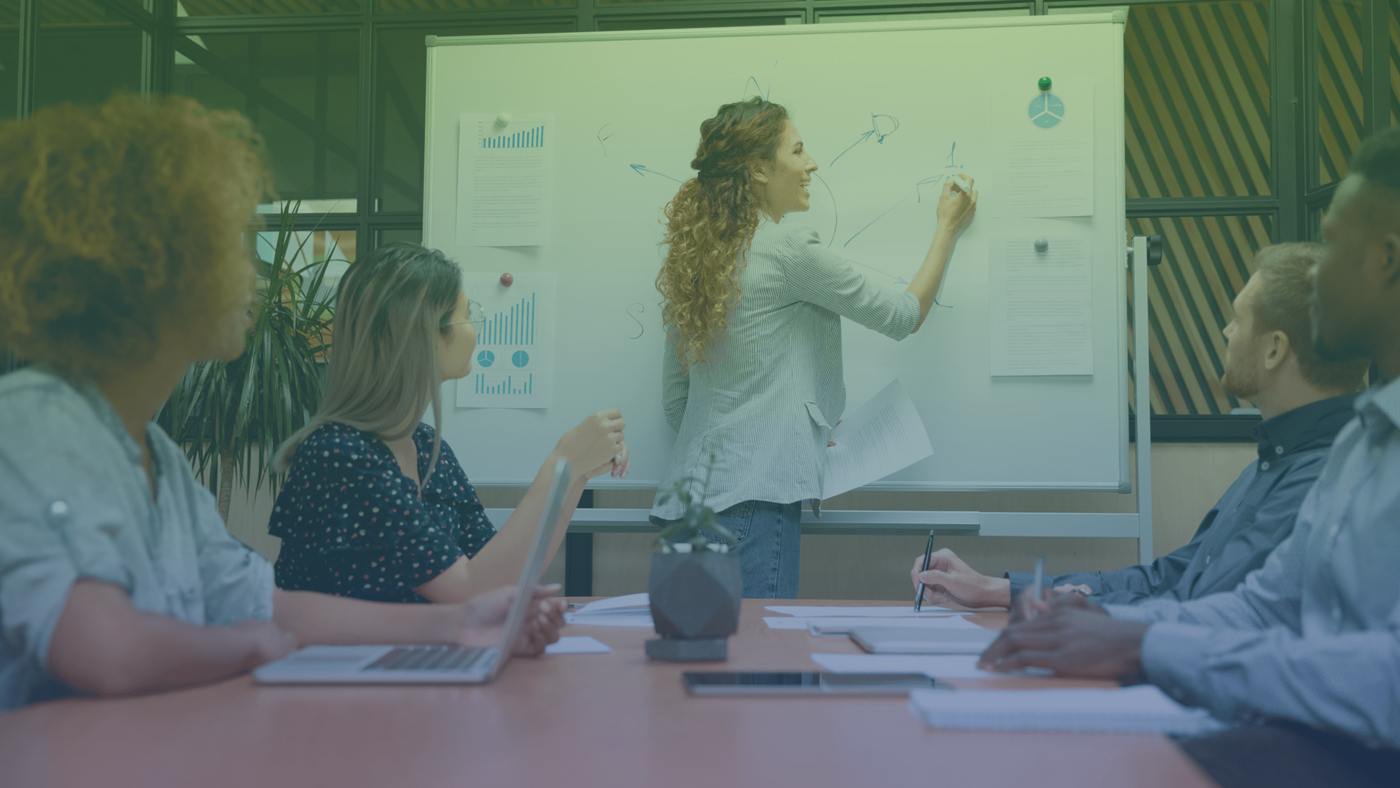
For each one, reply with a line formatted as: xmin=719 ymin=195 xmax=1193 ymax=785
xmin=1038 ymin=77 xmax=1052 ymax=92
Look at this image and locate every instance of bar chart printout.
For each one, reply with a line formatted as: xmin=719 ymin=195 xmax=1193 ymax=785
xmin=457 ymin=113 xmax=553 ymax=246
xmin=456 ymin=272 xmax=555 ymax=409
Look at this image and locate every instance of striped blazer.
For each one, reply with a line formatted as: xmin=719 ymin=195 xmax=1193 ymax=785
xmin=650 ymin=218 xmax=920 ymax=520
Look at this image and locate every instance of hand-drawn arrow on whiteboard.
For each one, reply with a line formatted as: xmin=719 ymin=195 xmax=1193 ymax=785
xmin=629 ymin=164 xmax=684 ymax=183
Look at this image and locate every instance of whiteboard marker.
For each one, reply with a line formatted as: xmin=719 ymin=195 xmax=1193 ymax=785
xmin=953 ymin=175 xmax=972 ymax=194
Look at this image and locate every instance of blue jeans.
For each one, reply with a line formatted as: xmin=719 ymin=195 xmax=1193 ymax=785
xmin=652 ymin=500 xmax=802 ymax=598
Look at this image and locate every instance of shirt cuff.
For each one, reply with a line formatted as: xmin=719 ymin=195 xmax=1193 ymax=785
xmin=1141 ymin=622 xmax=1217 ymax=708
xmin=1005 ymin=571 xmax=1031 ymax=600
xmin=1105 ymin=602 xmax=1151 ymax=621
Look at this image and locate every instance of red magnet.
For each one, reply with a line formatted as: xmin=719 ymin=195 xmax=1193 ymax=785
xmin=500 ymin=273 xmax=514 ymax=287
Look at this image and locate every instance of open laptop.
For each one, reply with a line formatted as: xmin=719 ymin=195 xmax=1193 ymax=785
xmin=253 ymin=458 xmax=572 ymax=685
xmin=847 ymin=626 xmax=998 ymax=655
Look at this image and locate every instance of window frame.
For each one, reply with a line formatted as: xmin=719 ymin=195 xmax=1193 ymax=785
xmin=6 ymin=0 xmax=1389 ymax=440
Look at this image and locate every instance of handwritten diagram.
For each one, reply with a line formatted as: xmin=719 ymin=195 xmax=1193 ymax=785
xmin=830 ymin=114 xmax=901 ymax=167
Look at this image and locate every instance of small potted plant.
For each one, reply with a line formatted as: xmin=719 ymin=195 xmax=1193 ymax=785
xmin=646 ymin=456 xmax=744 ymax=661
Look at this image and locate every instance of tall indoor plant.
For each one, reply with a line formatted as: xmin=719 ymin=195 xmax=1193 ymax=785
xmin=159 ymin=199 xmax=339 ymax=521
xmin=647 ymin=457 xmax=744 ymax=661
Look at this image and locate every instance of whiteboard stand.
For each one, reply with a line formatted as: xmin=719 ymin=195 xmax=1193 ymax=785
xmin=489 ymin=235 xmax=1163 ymax=593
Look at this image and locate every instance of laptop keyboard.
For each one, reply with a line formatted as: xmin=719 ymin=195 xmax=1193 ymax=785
xmin=364 ymin=645 xmax=491 ymax=673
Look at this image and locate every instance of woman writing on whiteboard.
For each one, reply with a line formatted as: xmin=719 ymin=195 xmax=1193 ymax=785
xmin=650 ymin=97 xmax=977 ymax=598
xmin=268 ymin=243 xmax=630 ymax=604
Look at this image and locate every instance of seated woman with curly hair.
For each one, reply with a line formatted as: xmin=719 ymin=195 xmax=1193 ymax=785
xmin=0 ymin=94 xmax=564 ymax=712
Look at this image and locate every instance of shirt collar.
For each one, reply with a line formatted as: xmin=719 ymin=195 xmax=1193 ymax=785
xmin=1355 ymin=376 xmax=1400 ymax=433
xmin=1254 ymin=392 xmax=1359 ymax=462
xmin=40 ymin=365 xmax=144 ymax=465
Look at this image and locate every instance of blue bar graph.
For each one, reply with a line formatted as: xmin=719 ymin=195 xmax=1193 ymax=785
xmin=483 ymin=125 xmax=545 ymax=149
xmin=480 ymin=292 xmax=537 ymax=346
xmin=473 ymin=373 xmax=533 ymax=396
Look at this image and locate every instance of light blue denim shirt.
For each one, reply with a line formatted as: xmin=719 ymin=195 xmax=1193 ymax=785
xmin=1108 ymin=377 xmax=1400 ymax=748
xmin=652 ymin=219 xmax=920 ymax=519
xmin=0 ymin=368 xmax=273 ymax=712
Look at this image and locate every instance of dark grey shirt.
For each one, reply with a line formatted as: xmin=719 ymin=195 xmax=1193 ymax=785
xmin=1006 ymin=394 xmax=1358 ymax=605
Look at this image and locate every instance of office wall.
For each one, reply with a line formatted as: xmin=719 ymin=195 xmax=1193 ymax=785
xmin=226 ymin=441 xmax=1257 ymax=599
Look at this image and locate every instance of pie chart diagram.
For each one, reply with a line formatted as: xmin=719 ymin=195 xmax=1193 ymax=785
xmin=512 ymin=350 xmax=530 ymax=368
xmin=1029 ymin=94 xmax=1065 ymax=129
xmin=477 ymin=350 xmax=495 ymax=367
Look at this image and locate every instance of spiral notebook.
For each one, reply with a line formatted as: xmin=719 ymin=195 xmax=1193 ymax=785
xmin=908 ymin=686 xmax=1227 ymax=735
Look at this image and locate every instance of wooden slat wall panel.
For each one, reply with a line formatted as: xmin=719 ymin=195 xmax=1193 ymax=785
xmin=1128 ymin=216 xmax=1273 ymax=415
xmin=1318 ymin=0 xmax=1364 ymax=185
xmin=1392 ymin=0 xmax=1399 ymax=127
xmin=1125 ymin=2 xmax=1271 ymax=197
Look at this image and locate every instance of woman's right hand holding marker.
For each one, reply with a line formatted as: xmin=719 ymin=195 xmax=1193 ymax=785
xmin=936 ymin=175 xmax=978 ymax=237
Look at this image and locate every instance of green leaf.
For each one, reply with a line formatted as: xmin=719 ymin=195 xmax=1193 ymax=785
xmin=159 ymin=197 xmax=336 ymax=503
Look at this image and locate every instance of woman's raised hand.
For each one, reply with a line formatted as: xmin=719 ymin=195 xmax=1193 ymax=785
xmin=935 ymin=175 xmax=978 ymax=237
xmin=557 ymin=408 xmax=629 ymax=481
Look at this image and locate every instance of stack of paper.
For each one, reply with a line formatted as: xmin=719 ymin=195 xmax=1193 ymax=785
xmin=811 ymin=653 xmax=1011 ymax=679
xmin=544 ymin=636 xmax=613 ymax=655
xmin=764 ymin=605 xmax=978 ymax=634
xmin=908 ymin=686 xmax=1227 ymax=735
xmin=766 ymin=606 xmax=972 ymax=618
xmin=564 ymin=592 xmax=654 ymax=628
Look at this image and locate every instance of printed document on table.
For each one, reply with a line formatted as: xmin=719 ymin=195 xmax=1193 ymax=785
xmin=457 ymin=114 xmax=553 ymax=246
xmin=822 ymin=379 xmax=934 ymax=498
xmin=909 ymin=686 xmax=1227 ymax=734
xmin=763 ymin=616 xmax=981 ymax=632
xmin=456 ymin=273 xmax=555 ymax=409
xmin=989 ymin=236 xmax=1094 ymax=377
xmin=811 ymin=653 xmax=1052 ymax=679
xmin=766 ymin=605 xmax=969 ymax=618
xmin=544 ymin=636 xmax=613 ymax=655
xmin=564 ymin=593 xmax=654 ymax=627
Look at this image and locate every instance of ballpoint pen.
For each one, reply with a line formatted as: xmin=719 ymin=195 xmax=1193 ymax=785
xmin=1029 ymin=555 xmax=1045 ymax=618
xmin=914 ymin=530 xmax=937 ymax=612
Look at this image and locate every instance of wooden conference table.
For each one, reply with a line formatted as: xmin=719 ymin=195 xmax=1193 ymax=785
xmin=0 ymin=600 xmax=1215 ymax=788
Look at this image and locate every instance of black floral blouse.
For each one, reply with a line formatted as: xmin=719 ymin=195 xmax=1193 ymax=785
xmin=269 ymin=422 xmax=496 ymax=603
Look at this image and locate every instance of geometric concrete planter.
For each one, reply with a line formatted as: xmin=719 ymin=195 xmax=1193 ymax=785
xmin=645 ymin=551 xmax=743 ymax=661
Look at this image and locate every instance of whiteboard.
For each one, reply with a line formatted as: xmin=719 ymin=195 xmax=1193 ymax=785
xmin=423 ymin=15 xmax=1129 ymax=492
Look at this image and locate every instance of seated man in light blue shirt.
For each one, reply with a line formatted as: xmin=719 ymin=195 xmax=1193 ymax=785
xmin=978 ymin=127 xmax=1400 ymax=788
xmin=910 ymin=243 xmax=1368 ymax=610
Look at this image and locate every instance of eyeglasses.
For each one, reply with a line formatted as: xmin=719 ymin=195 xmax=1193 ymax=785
xmin=442 ymin=299 xmax=484 ymax=334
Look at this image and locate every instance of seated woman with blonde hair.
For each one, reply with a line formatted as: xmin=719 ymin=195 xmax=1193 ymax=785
xmin=0 ymin=95 xmax=563 ymax=711
xmin=268 ymin=243 xmax=630 ymax=604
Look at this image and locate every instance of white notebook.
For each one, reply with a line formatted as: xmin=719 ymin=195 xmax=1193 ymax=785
xmin=908 ymin=686 xmax=1227 ymax=735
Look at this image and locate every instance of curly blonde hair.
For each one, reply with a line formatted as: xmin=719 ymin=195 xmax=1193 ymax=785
xmin=656 ymin=97 xmax=788 ymax=370
xmin=0 ymin=93 xmax=271 ymax=378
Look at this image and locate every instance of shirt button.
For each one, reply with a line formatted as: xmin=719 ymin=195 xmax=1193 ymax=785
xmin=1205 ymin=554 xmax=1211 ymax=565
xmin=1275 ymin=446 xmax=1284 ymax=455
xmin=1260 ymin=461 xmax=1271 ymax=471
